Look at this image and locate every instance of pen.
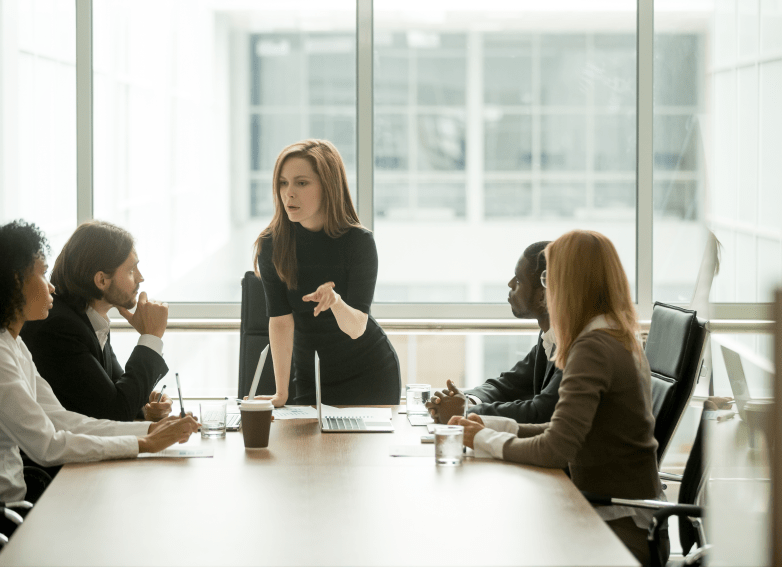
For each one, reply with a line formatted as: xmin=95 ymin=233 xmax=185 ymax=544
xmin=463 ymin=385 xmax=469 ymax=454
xmin=156 ymin=384 xmax=167 ymax=403
xmin=175 ymin=373 xmax=186 ymax=418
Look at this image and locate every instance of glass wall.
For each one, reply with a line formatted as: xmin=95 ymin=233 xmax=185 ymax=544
xmin=653 ymin=0 xmax=782 ymax=304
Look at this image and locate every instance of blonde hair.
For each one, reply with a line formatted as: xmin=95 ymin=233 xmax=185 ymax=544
xmin=545 ymin=230 xmax=641 ymax=369
xmin=253 ymin=139 xmax=362 ymax=289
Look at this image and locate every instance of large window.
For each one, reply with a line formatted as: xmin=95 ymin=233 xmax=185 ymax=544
xmin=1 ymin=1 xmax=780 ymax=397
xmin=373 ymin=5 xmax=638 ymax=303
xmin=92 ymin=0 xmax=356 ymax=303
xmin=0 ymin=0 xmax=76 ymax=256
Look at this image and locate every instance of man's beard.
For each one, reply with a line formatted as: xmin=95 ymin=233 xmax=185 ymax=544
xmin=103 ymin=282 xmax=137 ymax=310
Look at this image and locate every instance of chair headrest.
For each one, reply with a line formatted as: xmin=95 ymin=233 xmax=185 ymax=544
xmin=645 ymin=302 xmax=699 ymax=382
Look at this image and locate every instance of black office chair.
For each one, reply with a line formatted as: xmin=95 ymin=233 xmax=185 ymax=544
xmin=645 ymin=302 xmax=709 ymax=466
xmin=0 ymin=500 xmax=33 ymax=547
xmin=238 ymin=271 xmax=278 ymax=399
xmin=584 ymin=402 xmax=711 ymax=567
xmin=22 ymin=465 xmax=52 ymax=504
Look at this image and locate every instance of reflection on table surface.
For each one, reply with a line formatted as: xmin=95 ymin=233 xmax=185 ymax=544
xmin=709 ymin=416 xmax=771 ymax=567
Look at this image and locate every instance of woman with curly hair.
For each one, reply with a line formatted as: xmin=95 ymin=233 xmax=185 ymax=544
xmin=0 ymin=220 xmax=198 ymax=520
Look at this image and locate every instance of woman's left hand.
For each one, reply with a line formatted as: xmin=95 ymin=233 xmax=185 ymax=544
xmin=302 ymin=282 xmax=340 ymax=317
xmin=447 ymin=414 xmax=485 ymax=449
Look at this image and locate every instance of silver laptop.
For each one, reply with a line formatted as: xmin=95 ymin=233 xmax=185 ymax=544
xmin=720 ymin=344 xmax=752 ymax=421
xmin=225 ymin=345 xmax=270 ymax=430
xmin=315 ymin=351 xmax=394 ymax=433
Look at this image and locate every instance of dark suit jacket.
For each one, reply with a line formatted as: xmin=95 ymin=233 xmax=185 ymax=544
xmin=465 ymin=331 xmax=562 ymax=424
xmin=21 ymin=296 xmax=168 ymax=421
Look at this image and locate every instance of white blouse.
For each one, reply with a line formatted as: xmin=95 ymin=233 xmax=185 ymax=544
xmin=0 ymin=330 xmax=149 ymax=502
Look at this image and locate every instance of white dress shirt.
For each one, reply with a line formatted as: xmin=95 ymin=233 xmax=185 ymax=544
xmin=85 ymin=306 xmax=163 ymax=355
xmin=0 ymin=330 xmax=149 ymax=502
xmin=540 ymin=327 xmax=555 ymax=360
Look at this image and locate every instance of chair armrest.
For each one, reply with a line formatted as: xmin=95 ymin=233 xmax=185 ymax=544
xmin=582 ymin=491 xmax=677 ymax=510
xmin=4 ymin=501 xmax=33 ymax=511
xmin=651 ymin=503 xmax=702 ymax=524
xmin=647 ymin=505 xmax=705 ymax=567
xmin=659 ymin=472 xmax=683 ymax=483
xmin=2 ymin=508 xmax=23 ymax=526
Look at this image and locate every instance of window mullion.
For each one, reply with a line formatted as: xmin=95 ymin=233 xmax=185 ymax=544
xmin=356 ymin=0 xmax=373 ymax=230
xmin=76 ymin=0 xmax=93 ymax=224
xmin=637 ymin=0 xmax=654 ymax=318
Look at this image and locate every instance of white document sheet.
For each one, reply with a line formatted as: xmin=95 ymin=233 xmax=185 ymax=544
xmin=273 ymin=406 xmax=319 ymax=420
xmin=407 ymin=414 xmax=434 ymax=426
xmin=137 ymin=447 xmax=214 ymax=458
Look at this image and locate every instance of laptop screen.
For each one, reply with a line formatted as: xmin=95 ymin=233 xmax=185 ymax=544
xmin=721 ymin=345 xmax=751 ymax=419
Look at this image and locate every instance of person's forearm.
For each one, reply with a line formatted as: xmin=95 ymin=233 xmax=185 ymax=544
xmin=269 ymin=315 xmax=294 ymax=396
xmin=330 ymin=295 xmax=368 ymax=339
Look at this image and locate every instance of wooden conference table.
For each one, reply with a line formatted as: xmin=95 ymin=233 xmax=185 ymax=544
xmin=0 ymin=408 xmax=638 ymax=567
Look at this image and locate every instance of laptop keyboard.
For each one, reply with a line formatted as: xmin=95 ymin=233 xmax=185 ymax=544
xmin=201 ymin=411 xmax=226 ymax=424
xmin=201 ymin=412 xmax=241 ymax=428
xmin=325 ymin=416 xmax=367 ymax=430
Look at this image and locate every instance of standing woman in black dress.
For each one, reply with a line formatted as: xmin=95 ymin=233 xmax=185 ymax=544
xmin=252 ymin=139 xmax=401 ymax=406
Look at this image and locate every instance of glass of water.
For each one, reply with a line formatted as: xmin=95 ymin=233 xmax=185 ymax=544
xmin=434 ymin=425 xmax=464 ymax=466
xmin=406 ymin=383 xmax=431 ymax=415
xmin=199 ymin=400 xmax=227 ymax=439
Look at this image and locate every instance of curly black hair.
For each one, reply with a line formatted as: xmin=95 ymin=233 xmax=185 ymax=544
xmin=0 ymin=220 xmax=50 ymax=330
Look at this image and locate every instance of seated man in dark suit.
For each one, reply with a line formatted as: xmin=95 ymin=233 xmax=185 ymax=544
xmin=21 ymin=220 xmax=172 ymax=422
xmin=427 ymin=241 xmax=561 ymax=425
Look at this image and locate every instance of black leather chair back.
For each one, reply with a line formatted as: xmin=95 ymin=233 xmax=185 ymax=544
xmin=677 ymin=403 xmax=709 ymax=555
xmin=238 ymin=271 xmax=277 ymax=399
xmin=645 ymin=302 xmax=709 ymax=464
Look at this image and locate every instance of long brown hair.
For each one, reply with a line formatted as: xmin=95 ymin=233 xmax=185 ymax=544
xmin=52 ymin=220 xmax=135 ymax=311
xmin=253 ymin=139 xmax=362 ymax=289
xmin=545 ymin=230 xmax=641 ymax=369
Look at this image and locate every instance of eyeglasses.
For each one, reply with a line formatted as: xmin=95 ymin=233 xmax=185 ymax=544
xmin=540 ymin=270 xmax=547 ymax=288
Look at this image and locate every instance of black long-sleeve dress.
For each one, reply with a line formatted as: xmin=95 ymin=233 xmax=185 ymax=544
xmin=258 ymin=223 xmax=401 ymax=405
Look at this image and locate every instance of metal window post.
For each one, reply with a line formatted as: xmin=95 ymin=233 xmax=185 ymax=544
xmin=356 ymin=0 xmax=373 ymax=230
xmin=76 ymin=0 xmax=93 ymax=225
xmin=637 ymin=0 xmax=654 ymax=319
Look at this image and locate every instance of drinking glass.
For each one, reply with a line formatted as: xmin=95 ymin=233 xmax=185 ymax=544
xmin=199 ymin=400 xmax=227 ymax=439
xmin=434 ymin=425 xmax=464 ymax=466
xmin=406 ymin=383 xmax=431 ymax=415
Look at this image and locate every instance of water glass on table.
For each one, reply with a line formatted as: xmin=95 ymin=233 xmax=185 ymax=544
xmin=434 ymin=425 xmax=464 ymax=466
xmin=406 ymin=383 xmax=431 ymax=415
xmin=199 ymin=400 xmax=227 ymax=439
